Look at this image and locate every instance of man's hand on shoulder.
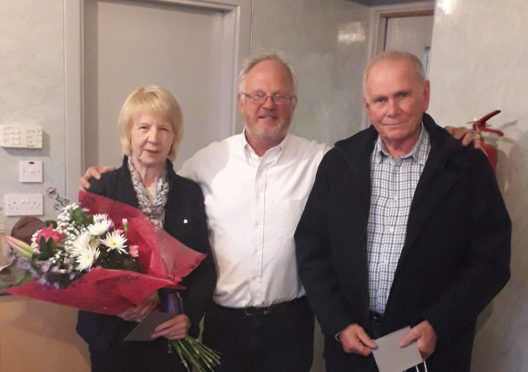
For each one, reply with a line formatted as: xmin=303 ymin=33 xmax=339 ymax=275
xmin=80 ymin=166 xmax=115 ymax=191
xmin=399 ymin=320 xmax=437 ymax=360
xmin=338 ymin=323 xmax=377 ymax=356
xmin=445 ymin=126 xmax=483 ymax=149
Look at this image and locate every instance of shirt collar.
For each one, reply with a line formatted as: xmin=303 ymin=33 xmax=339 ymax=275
xmin=240 ymin=128 xmax=288 ymax=163
xmin=373 ymin=123 xmax=430 ymax=165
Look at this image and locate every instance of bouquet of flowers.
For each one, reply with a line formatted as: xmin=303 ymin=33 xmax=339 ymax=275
xmin=2 ymin=189 xmax=220 ymax=372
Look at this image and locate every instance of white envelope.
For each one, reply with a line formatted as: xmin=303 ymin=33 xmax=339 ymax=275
xmin=372 ymin=326 xmax=423 ymax=372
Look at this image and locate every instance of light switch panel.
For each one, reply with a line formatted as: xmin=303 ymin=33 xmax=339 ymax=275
xmin=0 ymin=124 xmax=43 ymax=149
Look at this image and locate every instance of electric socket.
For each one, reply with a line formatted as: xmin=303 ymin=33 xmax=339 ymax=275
xmin=19 ymin=160 xmax=43 ymax=183
xmin=4 ymin=193 xmax=44 ymax=216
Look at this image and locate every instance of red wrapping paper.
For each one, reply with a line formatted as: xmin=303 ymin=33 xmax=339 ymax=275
xmin=5 ymin=191 xmax=206 ymax=315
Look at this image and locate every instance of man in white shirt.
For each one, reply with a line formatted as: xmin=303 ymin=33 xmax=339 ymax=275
xmin=179 ymin=55 xmax=327 ymax=372
xmin=80 ymin=54 xmax=475 ymax=372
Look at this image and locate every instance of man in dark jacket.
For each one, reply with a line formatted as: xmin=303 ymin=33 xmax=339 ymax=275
xmin=295 ymin=51 xmax=511 ymax=372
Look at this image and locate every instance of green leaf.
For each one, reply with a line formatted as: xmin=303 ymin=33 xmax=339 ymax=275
xmin=35 ymin=237 xmax=55 ymax=261
xmin=44 ymin=220 xmax=58 ymax=228
xmin=71 ymin=208 xmax=89 ymax=226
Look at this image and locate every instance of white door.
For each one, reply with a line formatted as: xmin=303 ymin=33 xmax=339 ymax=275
xmin=82 ymin=0 xmax=249 ymax=172
xmin=384 ymin=15 xmax=434 ymax=75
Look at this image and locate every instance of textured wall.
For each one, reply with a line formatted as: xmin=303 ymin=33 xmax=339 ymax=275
xmin=251 ymin=0 xmax=370 ymax=146
xmin=0 ymin=0 xmax=65 ymax=232
xmin=428 ymin=0 xmax=528 ymax=370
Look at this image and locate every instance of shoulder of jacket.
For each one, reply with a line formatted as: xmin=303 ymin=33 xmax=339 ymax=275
xmin=88 ymin=166 xmax=124 ymax=192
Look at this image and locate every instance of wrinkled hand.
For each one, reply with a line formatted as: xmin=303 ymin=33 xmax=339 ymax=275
xmin=79 ymin=166 xmax=115 ymax=191
xmin=445 ymin=126 xmax=482 ymax=149
xmin=399 ymin=320 xmax=437 ymax=360
xmin=117 ymin=292 xmax=159 ymax=322
xmin=338 ymin=324 xmax=377 ymax=356
xmin=151 ymin=313 xmax=190 ymax=341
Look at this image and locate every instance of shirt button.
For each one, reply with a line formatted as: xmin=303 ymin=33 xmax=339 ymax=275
xmin=388 ymin=227 xmax=394 ymax=233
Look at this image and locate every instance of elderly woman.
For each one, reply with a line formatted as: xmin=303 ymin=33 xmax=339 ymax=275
xmin=76 ymin=86 xmax=216 ymax=372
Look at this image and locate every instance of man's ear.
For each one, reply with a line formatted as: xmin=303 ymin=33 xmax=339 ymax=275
xmin=423 ymin=80 xmax=431 ymax=110
xmin=290 ymin=95 xmax=298 ymax=110
xmin=363 ymin=96 xmax=370 ymax=111
xmin=237 ymin=93 xmax=244 ymax=113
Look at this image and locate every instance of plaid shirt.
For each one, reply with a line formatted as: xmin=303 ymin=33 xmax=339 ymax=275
xmin=367 ymin=125 xmax=430 ymax=314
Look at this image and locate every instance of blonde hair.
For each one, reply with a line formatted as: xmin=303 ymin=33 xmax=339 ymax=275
xmin=118 ymin=85 xmax=183 ymax=161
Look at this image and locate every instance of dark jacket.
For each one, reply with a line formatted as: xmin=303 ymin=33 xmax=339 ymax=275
xmin=295 ymin=114 xmax=511 ymax=371
xmin=76 ymin=157 xmax=216 ymax=357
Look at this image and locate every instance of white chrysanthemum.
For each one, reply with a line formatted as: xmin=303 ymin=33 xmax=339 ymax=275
xmin=92 ymin=214 xmax=110 ymax=223
xmin=87 ymin=214 xmax=113 ymax=236
xmin=71 ymin=233 xmax=99 ymax=271
xmin=70 ymin=231 xmax=91 ymax=254
xmin=101 ymin=231 xmax=127 ymax=254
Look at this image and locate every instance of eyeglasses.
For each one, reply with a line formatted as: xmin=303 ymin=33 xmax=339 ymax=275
xmin=240 ymin=91 xmax=295 ymax=105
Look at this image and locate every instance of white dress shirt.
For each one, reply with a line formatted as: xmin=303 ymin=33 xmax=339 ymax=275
xmin=179 ymin=132 xmax=328 ymax=308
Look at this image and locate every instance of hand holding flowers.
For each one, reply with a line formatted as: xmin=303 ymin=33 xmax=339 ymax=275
xmin=118 ymin=291 xmax=160 ymax=323
xmin=152 ymin=313 xmax=190 ymax=340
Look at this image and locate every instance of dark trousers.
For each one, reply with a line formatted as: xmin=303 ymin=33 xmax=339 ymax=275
xmin=203 ymin=297 xmax=315 ymax=372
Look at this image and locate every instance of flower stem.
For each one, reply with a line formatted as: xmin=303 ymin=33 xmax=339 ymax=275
xmin=169 ymin=336 xmax=220 ymax=372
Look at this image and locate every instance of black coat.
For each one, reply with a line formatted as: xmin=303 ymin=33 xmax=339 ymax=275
xmin=76 ymin=157 xmax=216 ymax=363
xmin=295 ymin=114 xmax=511 ymax=371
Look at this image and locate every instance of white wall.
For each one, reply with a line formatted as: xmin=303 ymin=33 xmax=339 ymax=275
xmin=0 ymin=3 xmax=89 ymax=371
xmin=428 ymin=0 xmax=528 ymax=370
xmin=0 ymin=0 xmax=65 ymax=231
xmin=252 ymin=0 xmax=370 ymax=146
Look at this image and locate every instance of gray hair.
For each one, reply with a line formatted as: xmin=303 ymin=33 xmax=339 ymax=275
xmin=238 ymin=53 xmax=297 ymax=94
xmin=363 ymin=50 xmax=426 ymax=96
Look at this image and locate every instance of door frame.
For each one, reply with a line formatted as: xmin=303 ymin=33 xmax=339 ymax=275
xmin=63 ymin=0 xmax=251 ymax=200
xmin=367 ymin=0 xmax=435 ymax=58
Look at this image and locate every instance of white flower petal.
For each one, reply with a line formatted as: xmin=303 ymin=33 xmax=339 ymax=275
xmin=101 ymin=231 xmax=127 ymax=254
xmin=87 ymin=217 xmax=113 ymax=236
xmin=75 ymin=245 xmax=99 ymax=271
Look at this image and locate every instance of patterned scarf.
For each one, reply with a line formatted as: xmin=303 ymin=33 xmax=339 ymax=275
xmin=127 ymin=156 xmax=170 ymax=229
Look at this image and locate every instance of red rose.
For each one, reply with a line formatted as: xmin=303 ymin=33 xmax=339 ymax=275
xmin=36 ymin=226 xmax=64 ymax=245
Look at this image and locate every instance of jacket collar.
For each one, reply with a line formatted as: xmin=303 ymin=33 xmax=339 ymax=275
xmin=333 ymin=113 xmax=469 ymax=172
